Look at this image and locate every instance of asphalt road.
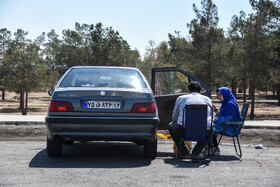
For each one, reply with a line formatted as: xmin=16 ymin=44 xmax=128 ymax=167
xmin=0 ymin=140 xmax=279 ymax=186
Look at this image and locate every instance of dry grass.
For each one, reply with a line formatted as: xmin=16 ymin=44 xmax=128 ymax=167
xmin=0 ymin=92 xmax=279 ymax=119
xmin=0 ymin=92 xmax=50 ymax=115
xmin=0 ymin=92 xmax=279 ymax=146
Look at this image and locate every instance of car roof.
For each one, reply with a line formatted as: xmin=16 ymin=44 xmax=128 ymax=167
xmin=70 ymin=66 xmax=139 ymax=70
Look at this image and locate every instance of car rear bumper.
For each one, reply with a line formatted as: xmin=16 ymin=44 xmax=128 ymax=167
xmin=45 ymin=116 xmax=159 ymax=141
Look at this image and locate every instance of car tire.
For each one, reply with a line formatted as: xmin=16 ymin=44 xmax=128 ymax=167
xmin=63 ymin=140 xmax=74 ymax=145
xmin=47 ymin=137 xmax=62 ymax=157
xmin=133 ymin=141 xmax=143 ymax=146
xmin=143 ymin=139 xmax=157 ymax=159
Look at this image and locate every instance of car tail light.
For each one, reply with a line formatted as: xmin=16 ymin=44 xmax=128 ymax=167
xmin=49 ymin=101 xmax=74 ymax=112
xmin=131 ymin=102 xmax=156 ymax=113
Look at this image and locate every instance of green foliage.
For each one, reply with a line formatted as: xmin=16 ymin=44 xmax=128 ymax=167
xmin=187 ymin=0 xmax=225 ymax=88
xmin=168 ymin=32 xmax=192 ymax=70
xmin=141 ymin=0 xmax=279 ymax=110
xmin=1 ymin=29 xmax=47 ymax=114
xmin=0 ymin=0 xmax=279 ymax=113
xmin=2 ymin=29 xmax=46 ymax=92
xmin=0 ymin=28 xmax=11 ymax=92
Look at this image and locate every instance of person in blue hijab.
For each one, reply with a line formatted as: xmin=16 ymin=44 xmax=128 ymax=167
xmin=212 ymin=87 xmax=242 ymax=155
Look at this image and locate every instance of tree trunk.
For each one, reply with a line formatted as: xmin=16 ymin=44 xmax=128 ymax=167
xmin=23 ymin=91 xmax=28 ymax=115
xmin=249 ymin=78 xmax=256 ymax=120
xmin=277 ymin=87 xmax=280 ymax=106
xmin=231 ymin=79 xmax=237 ymax=98
xmin=20 ymin=89 xmax=24 ymax=111
xmin=22 ymin=91 xmax=26 ymax=115
xmin=273 ymin=86 xmax=276 ymax=99
xmin=250 ymin=90 xmax=255 ymax=120
xmin=207 ymin=45 xmax=212 ymax=89
xmin=243 ymin=78 xmax=246 ymax=102
xmin=248 ymin=87 xmax=251 ymax=100
xmin=1 ymin=89 xmax=5 ymax=100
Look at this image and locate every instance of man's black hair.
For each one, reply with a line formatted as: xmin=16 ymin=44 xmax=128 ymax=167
xmin=188 ymin=81 xmax=201 ymax=93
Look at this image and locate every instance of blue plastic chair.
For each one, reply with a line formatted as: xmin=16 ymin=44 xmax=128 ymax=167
xmin=216 ymin=102 xmax=250 ymax=158
xmin=178 ymin=104 xmax=213 ymax=160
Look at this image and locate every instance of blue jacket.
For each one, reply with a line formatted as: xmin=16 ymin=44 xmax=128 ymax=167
xmin=214 ymin=87 xmax=242 ymax=136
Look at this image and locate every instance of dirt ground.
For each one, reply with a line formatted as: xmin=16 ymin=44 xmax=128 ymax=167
xmin=0 ymin=125 xmax=279 ymax=147
xmin=1 ymin=92 xmax=279 ymax=118
xmin=0 ymin=92 xmax=279 ymax=146
xmin=0 ymin=92 xmax=50 ymax=115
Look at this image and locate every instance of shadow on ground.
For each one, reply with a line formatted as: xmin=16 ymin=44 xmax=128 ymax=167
xmin=160 ymin=153 xmax=241 ymax=168
xmin=29 ymin=142 xmax=152 ymax=168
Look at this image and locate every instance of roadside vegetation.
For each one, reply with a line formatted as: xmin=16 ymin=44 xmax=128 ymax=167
xmin=0 ymin=0 xmax=279 ymax=118
xmin=0 ymin=91 xmax=279 ymax=120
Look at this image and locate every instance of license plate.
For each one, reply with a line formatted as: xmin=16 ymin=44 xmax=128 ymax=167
xmin=84 ymin=101 xmax=121 ymax=109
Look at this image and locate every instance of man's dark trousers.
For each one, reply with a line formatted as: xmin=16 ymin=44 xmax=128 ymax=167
xmin=168 ymin=122 xmax=212 ymax=156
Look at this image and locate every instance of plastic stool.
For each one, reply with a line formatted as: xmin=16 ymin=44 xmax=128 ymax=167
xmin=173 ymin=141 xmax=192 ymax=157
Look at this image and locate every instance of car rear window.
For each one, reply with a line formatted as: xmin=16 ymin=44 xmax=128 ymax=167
xmin=59 ymin=68 xmax=148 ymax=89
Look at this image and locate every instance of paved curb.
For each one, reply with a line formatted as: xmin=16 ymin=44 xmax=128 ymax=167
xmin=243 ymin=125 xmax=280 ymax=130
xmin=0 ymin=121 xmax=45 ymax=125
xmin=0 ymin=122 xmax=279 ymax=130
xmin=0 ymin=116 xmax=280 ymax=129
xmin=0 ymin=115 xmax=45 ymax=125
xmin=243 ymin=120 xmax=280 ymax=130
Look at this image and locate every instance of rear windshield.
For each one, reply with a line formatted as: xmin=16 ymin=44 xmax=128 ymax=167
xmin=59 ymin=68 xmax=148 ymax=89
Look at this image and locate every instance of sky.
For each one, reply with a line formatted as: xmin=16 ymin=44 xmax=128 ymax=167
xmin=0 ymin=0 xmax=255 ymax=57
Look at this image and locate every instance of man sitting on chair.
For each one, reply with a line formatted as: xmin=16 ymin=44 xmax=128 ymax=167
xmin=169 ymin=81 xmax=212 ymax=158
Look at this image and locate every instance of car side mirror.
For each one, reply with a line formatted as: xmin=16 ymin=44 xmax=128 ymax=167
xmin=48 ymin=90 xmax=54 ymax=96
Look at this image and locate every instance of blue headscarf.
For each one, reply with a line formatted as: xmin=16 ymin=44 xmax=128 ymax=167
xmin=217 ymin=87 xmax=242 ymax=121
xmin=214 ymin=87 xmax=242 ymax=135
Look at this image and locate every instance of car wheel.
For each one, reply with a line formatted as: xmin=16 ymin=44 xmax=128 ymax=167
xmin=133 ymin=141 xmax=143 ymax=146
xmin=143 ymin=139 xmax=157 ymax=159
xmin=63 ymin=140 xmax=74 ymax=145
xmin=47 ymin=137 xmax=62 ymax=157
